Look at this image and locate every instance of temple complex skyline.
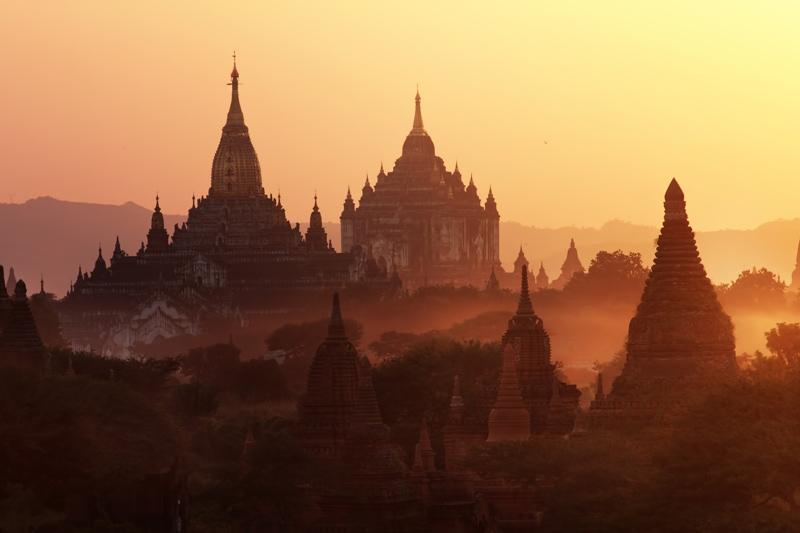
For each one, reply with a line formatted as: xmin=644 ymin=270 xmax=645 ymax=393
xmin=3 ymin=3 xmax=800 ymax=231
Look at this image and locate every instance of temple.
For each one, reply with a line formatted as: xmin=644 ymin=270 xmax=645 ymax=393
xmin=535 ymin=261 xmax=549 ymax=290
xmin=0 ymin=273 xmax=46 ymax=367
xmin=590 ymin=179 xmax=738 ymax=427
xmin=60 ymin=60 xmax=387 ymax=356
xmin=503 ymin=266 xmax=580 ymax=433
xmin=551 ymin=238 xmax=584 ymax=289
xmin=791 ymin=239 xmax=800 ymax=291
xmin=340 ymin=90 xmax=501 ymax=287
xmin=298 ymin=294 xmax=427 ymax=532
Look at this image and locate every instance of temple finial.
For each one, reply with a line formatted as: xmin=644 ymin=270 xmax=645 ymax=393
xmin=231 ymin=50 xmax=239 ymax=78
xmin=412 ymin=87 xmax=424 ymax=130
xmin=327 ymin=293 xmax=346 ymax=338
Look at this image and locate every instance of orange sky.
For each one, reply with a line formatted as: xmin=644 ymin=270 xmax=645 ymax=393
xmin=1 ymin=2 xmax=799 ymax=229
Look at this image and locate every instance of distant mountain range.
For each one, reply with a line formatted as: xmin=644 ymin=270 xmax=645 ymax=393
xmin=1 ymin=196 xmax=798 ymax=296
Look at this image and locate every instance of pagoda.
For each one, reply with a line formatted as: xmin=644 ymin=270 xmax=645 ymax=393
xmin=62 ymin=59 xmax=386 ymax=356
xmin=297 ymin=293 xmax=362 ymax=459
xmin=340 ymin=90 xmax=501 ymax=288
xmin=503 ymin=267 xmax=580 ymax=433
xmin=590 ymin=179 xmax=738 ymax=427
xmin=0 ymin=279 xmax=46 ymax=367
xmin=535 ymin=261 xmax=549 ymax=290
xmin=551 ymin=238 xmax=584 ymax=289
xmin=791 ymin=239 xmax=800 ymax=291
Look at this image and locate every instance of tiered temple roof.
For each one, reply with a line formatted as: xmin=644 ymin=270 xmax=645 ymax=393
xmin=590 ymin=179 xmax=737 ymax=426
xmin=503 ymin=266 xmax=580 ymax=433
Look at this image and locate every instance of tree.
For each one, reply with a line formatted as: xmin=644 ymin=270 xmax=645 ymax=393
xmin=269 ymin=317 xmax=363 ymax=393
xmin=719 ymin=268 xmax=786 ymax=310
xmin=563 ymin=250 xmax=648 ymax=304
xmin=765 ymin=322 xmax=800 ymax=368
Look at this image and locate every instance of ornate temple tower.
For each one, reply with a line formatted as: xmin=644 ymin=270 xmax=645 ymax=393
xmin=590 ymin=179 xmax=738 ymax=427
xmin=209 ymin=56 xmax=263 ymax=196
xmin=502 ymin=267 xmax=580 ymax=433
xmin=487 ymin=344 xmax=530 ymax=442
xmin=535 ymin=262 xmax=549 ymax=290
xmin=341 ymin=90 xmax=500 ymax=287
xmin=305 ymin=195 xmax=330 ymax=252
xmin=298 ymin=293 xmax=362 ymax=459
xmin=146 ymin=197 xmax=169 ymax=253
xmin=513 ymin=247 xmax=529 ymax=275
xmin=551 ymin=238 xmax=584 ymax=289
xmin=340 ymin=187 xmax=356 ymax=253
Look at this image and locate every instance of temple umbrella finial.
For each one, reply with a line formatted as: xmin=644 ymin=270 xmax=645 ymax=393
xmin=412 ymin=87 xmax=424 ymax=130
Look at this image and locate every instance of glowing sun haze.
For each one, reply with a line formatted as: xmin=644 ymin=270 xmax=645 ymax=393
xmin=1 ymin=2 xmax=799 ymax=229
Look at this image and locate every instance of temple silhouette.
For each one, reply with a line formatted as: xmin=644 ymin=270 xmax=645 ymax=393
xmin=340 ymin=89 xmax=501 ymax=288
xmin=590 ymin=179 xmax=738 ymax=427
xmin=60 ymin=60 xmax=391 ymax=355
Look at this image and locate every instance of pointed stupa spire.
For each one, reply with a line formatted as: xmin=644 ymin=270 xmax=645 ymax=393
xmin=413 ymin=86 xmax=424 ymax=131
xmin=516 ymin=266 xmax=534 ymax=315
xmin=225 ymin=52 xmax=245 ymax=129
xmin=327 ymin=292 xmax=346 ymax=339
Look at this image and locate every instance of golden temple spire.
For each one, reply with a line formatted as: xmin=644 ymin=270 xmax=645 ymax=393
xmin=412 ymin=87 xmax=424 ymax=131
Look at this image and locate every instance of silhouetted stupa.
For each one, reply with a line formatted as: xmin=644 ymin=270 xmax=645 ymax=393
xmin=551 ymin=238 xmax=584 ymax=289
xmin=503 ymin=267 xmax=580 ymax=433
xmin=297 ymin=293 xmax=362 ymax=459
xmin=590 ymin=179 xmax=737 ymax=427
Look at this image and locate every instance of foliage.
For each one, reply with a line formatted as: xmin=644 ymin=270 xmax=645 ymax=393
xmin=268 ymin=317 xmax=362 ymax=392
xmin=563 ymin=250 xmax=648 ymax=304
xmin=764 ymin=322 xmax=800 ymax=368
xmin=373 ymin=338 xmax=500 ymax=462
xmin=180 ymin=343 xmax=290 ymax=404
xmin=719 ymin=267 xmax=786 ymax=310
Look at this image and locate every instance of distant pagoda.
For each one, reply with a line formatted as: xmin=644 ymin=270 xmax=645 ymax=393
xmin=590 ymin=179 xmax=737 ymax=427
xmin=297 ymin=293 xmax=361 ymax=459
xmin=503 ymin=266 xmax=580 ymax=434
xmin=791 ymin=239 xmax=800 ymax=291
xmin=63 ymin=59 xmax=387 ymax=356
xmin=551 ymin=238 xmax=584 ymax=289
xmin=0 ymin=279 xmax=46 ymax=367
xmin=340 ymin=90 xmax=501 ymax=288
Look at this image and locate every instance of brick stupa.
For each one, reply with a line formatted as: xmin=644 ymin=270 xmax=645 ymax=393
xmin=590 ymin=179 xmax=737 ymax=427
xmin=297 ymin=293 xmax=361 ymax=459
